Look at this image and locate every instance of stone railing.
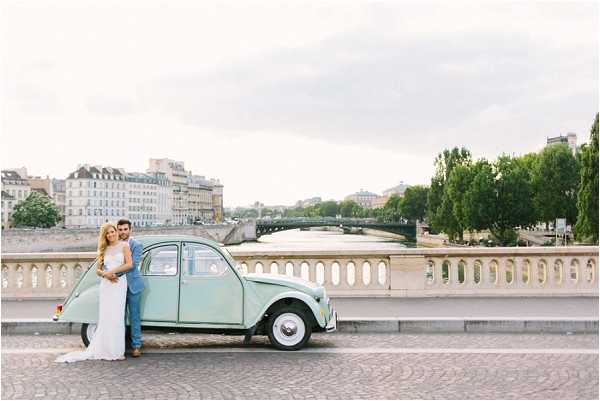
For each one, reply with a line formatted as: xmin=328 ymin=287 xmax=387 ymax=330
xmin=1 ymin=246 xmax=598 ymax=299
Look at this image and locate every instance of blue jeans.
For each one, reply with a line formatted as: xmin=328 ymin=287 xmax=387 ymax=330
xmin=126 ymin=290 xmax=142 ymax=348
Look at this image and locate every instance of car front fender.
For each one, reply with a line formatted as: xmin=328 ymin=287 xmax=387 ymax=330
xmin=252 ymin=291 xmax=326 ymax=328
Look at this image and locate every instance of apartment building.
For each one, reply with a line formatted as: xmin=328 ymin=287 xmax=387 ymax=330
xmin=211 ymin=179 xmax=224 ymax=223
xmin=148 ymin=158 xmax=190 ymax=225
xmin=65 ymin=165 xmax=127 ymax=228
xmin=344 ymin=189 xmax=379 ymax=209
xmin=1 ymin=169 xmax=30 ymax=228
xmin=126 ymin=172 xmax=160 ymax=227
xmin=188 ymin=175 xmax=214 ymax=223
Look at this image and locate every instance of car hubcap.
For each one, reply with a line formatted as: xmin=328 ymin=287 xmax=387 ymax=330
xmin=87 ymin=324 xmax=97 ymax=341
xmin=280 ymin=321 xmax=298 ymax=336
xmin=273 ymin=313 xmax=305 ymax=347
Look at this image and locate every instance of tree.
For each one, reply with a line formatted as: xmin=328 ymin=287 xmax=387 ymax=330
xmin=574 ymin=113 xmax=599 ymax=243
xmin=463 ymin=159 xmax=496 ymax=232
xmin=462 ymin=156 xmax=536 ymax=245
xmin=443 ymin=164 xmax=474 ymax=242
xmin=532 ymin=143 xmax=579 ymax=227
xmin=318 ymin=201 xmax=339 ymax=217
xmin=400 ymin=186 xmax=429 ymax=222
xmin=382 ymin=194 xmax=402 ymax=222
xmin=339 ymin=200 xmax=361 ymax=218
xmin=11 ymin=191 xmax=62 ymax=228
xmin=426 ymin=147 xmax=471 ymax=235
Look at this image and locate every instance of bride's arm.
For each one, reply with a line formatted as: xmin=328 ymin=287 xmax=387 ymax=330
xmin=107 ymin=244 xmax=133 ymax=274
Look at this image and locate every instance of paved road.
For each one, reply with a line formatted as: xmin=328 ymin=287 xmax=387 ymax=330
xmin=2 ymin=332 xmax=598 ymax=399
xmin=2 ymin=296 xmax=598 ymax=320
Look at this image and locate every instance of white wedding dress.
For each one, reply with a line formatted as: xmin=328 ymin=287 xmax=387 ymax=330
xmin=56 ymin=241 xmax=128 ymax=363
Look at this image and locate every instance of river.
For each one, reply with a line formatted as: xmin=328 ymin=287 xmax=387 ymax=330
xmin=225 ymin=228 xmax=411 ymax=252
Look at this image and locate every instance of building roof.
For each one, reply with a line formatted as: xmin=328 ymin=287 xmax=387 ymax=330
xmin=1 ymin=170 xmax=28 ymax=183
xmin=383 ymin=182 xmax=411 ymax=196
xmin=68 ymin=165 xmax=126 ymax=180
xmin=350 ymin=190 xmax=379 ymax=197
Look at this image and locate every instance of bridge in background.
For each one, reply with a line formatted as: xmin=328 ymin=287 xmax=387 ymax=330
xmin=255 ymin=218 xmax=416 ymax=240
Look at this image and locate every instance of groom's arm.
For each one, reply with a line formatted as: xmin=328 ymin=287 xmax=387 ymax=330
xmin=130 ymin=240 xmax=142 ymax=272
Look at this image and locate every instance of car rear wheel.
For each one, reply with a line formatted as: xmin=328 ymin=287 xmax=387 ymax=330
xmin=80 ymin=323 xmax=97 ymax=347
xmin=267 ymin=308 xmax=312 ymax=351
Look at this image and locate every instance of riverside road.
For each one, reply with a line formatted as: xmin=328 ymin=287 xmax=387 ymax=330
xmin=2 ymin=332 xmax=598 ymax=399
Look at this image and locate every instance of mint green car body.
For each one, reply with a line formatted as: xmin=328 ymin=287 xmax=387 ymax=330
xmin=58 ymin=235 xmax=336 ymax=349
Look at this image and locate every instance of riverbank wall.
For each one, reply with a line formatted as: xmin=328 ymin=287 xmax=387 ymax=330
xmin=1 ymin=223 xmax=256 ymax=253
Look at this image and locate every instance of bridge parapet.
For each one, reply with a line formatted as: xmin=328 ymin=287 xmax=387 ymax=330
xmin=1 ymin=247 xmax=597 ymax=299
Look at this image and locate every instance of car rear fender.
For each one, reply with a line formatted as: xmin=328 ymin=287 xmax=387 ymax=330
xmin=58 ymin=285 xmax=99 ymax=324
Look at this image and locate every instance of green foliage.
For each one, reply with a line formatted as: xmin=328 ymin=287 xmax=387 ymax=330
xmin=399 ymin=186 xmax=429 ymax=222
xmin=427 ymin=147 xmax=472 ymax=239
xmin=574 ymin=113 xmax=599 ymax=243
xmin=463 ymin=159 xmax=496 ymax=231
xmin=382 ymin=194 xmax=402 ymax=222
xmin=532 ymin=143 xmax=579 ymax=226
xmin=492 ymin=156 xmax=536 ymax=244
xmin=318 ymin=201 xmax=339 ymax=217
xmin=11 ymin=191 xmax=62 ymax=228
xmin=339 ymin=200 xmax=360 ymax=218
xmin=445 ymin=164 xmax=474 ymax=241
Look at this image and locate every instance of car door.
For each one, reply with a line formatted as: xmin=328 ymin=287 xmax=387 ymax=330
xmin=139 ymin=243 xmax=179 ymax=322
xmin=178 ymin=242 xmax=243 ymax=324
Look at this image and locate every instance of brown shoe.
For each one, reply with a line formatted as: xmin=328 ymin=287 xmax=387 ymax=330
xmin=131 ymin=348 xmax=141 ymax=357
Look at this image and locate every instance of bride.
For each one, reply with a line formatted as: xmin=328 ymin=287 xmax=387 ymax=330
xmin=56 ymin=222 xmax=132 ymax=362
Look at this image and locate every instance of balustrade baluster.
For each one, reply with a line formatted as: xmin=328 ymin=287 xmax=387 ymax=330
xmin=367 ymin=260 xmax=379 ymax=289
xmin=481 ymin=258 xmax=491 ymax=289
xmin=292 ymin=261 xmax=301 ymax=278
xmin=308 ymin=261 xmax=317 ymax=283
xmin=67 ymin=264 xmax=76 ymax=287
xmin=52 ymin=264 xmax=61 ymax=294
xmin=322 ymin=260 xmax=332 ymax=287
xmin=23 ymin=264 xmax=33 ymax=296
xmin=449 ymin=258 xmax=459 ymax=288
xmin=7 ymin=264 xmax=17 ymax=295
xmin=433 ymin=259 xmax=443 ymax=288
xmin=546 ymin=257 xmax=557 ymax=288
xmin=338 ymin=260 xmax=349 ymax=290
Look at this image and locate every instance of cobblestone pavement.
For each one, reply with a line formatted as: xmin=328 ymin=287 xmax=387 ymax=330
xmin=2 ymin=333 xmax=598 ymax=399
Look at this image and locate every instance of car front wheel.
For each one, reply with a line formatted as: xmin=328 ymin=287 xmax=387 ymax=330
xmin=80 ymin=323 xmax=97 ymax=347
xmin=267 ymin=308 xmax=312 ymax=351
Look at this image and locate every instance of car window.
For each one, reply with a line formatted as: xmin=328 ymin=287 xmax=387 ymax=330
xmin=183 ymin=243 xmax=229 ymax=277
xmin=143 ymin=245 xmax=178 ymax=276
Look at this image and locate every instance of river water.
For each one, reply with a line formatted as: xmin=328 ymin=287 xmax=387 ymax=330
xmin=226 ymin=228 xmax=411 ymax=252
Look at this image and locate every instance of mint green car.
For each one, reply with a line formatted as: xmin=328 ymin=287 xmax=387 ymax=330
xmin=55 ymin=235 xmax=337 ymax=350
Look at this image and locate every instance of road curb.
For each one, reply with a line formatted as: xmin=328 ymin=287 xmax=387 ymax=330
xmin=2 ymin=318 xmax=598 ymax=335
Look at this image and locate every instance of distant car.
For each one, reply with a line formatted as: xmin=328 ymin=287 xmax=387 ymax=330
xmin=54 ymin=235 xmax=337 ymax=351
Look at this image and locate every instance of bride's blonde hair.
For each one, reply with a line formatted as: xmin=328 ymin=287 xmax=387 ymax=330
xmin=97 ymin=222 xmax=118 ymax=270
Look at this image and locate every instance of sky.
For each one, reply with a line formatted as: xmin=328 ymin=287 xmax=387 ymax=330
xmin=1 ymin=0 xmax=598 ymax=208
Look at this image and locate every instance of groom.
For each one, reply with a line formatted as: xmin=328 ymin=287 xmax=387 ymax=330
xmin=106 ymin=218 xmax=145 ymax=357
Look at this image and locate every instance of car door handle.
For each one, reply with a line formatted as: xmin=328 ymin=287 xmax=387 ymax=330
xmin=181 ymin=280 xmax=188 ymax=285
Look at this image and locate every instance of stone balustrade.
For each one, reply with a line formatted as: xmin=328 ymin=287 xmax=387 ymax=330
xmin=1 ymin=246 xmax=597 ymax=299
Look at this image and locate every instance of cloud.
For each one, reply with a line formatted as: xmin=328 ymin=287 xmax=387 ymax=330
xmin=141 ymin=23 xmax=597 ymax=155
xmin=85 ymin=95 xmax=138 ymax=116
